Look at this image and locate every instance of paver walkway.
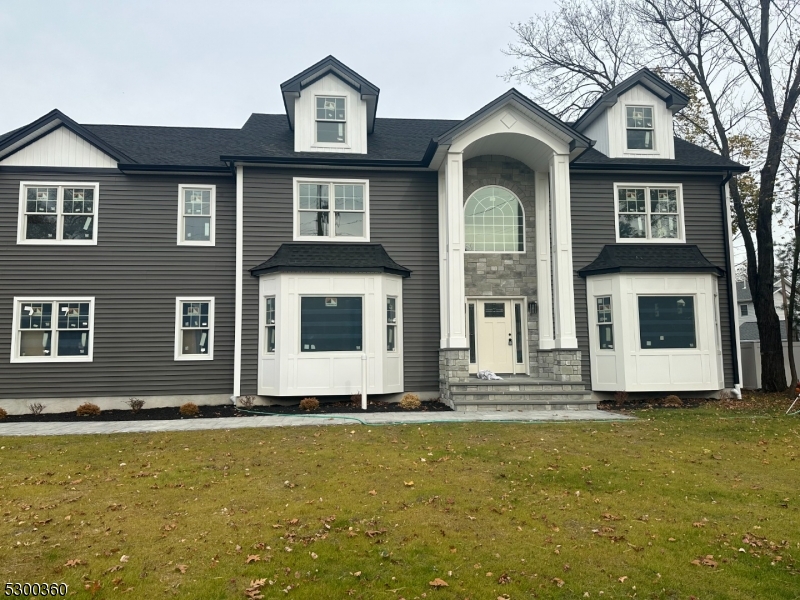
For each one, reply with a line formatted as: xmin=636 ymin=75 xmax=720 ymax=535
xmin=0 ymin=409 xmax=631 ymax=437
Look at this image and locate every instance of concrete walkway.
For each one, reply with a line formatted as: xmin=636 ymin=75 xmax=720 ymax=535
xmin=0 ymin=409 xmax=630 ymax=437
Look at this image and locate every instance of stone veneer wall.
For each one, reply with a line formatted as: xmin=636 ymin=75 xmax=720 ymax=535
xmin=462 ymin=156 xmax=543 ymax=375
xmin=438 ymin=348 xmax=470 ymax=408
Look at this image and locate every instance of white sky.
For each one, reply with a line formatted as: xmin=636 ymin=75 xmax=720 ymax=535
xmin=0 ymin=0 xmax=557 ymax=133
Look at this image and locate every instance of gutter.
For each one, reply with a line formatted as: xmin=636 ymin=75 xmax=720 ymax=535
xmin=232 ymin=166 xmax=244 ymax=404
xmin=720 ymin=170 xmax=742 ymax=398
xmin=570 ymin=162 xmax=749 ymax=173
xmin=220 ymin=155 xmax=430 ymax=169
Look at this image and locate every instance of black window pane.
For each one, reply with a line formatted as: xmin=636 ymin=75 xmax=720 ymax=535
xmin=627 ymin=129 xmax=653 ymax=149
xmin=26 ymin=215 xmax=57 ymax=239
xmin=184 ymin=216 xmax=210 ymax=241
xmin=387 ymin=325 xmax=396 ymax=352
xmin=468 ymin=304 xmax=476 ymax=364
xmin=515 ymin=303 xmax=523 ymax=363
xmin=484 ymin=303 xmax=505 ymax=318
xmin=301 ymin=296 xmax=362 ymax=352
xmin=638 ymin=296 xmax=696 ymax=349
xmin=317 ymin=121 xmax=345 ymax=143
xmin=599 ymin=324 xmax=614 ymax=349
xmin=58 ymin=330 xmax=90 ymax=356
xmin=62 ymin=215 xmax=94 ymax=240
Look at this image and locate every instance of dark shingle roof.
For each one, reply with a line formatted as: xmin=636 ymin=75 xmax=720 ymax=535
xmin=249 ymin=242 xmax=411 ymax=277
xmin=739 ymin=320 xmax=793 ymax=342
xmin=572 ymin=138 xmax=746 ymax=172
xmin=579 ymin=244 xmax=724 ymax=277
xmin=736 ymin=280 xmax=752 ymax=302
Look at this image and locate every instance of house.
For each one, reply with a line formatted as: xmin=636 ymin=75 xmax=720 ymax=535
xmin=0 ymin=56 xmax=748 ymax=413
xmin=737 ymin=278 xmax=799 ymax=342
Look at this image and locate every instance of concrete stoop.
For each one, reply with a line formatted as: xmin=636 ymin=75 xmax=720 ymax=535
xmin=450 ymin=377 xmax=595 ymax=412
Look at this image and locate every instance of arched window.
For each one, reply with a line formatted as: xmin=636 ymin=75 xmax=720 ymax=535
xmin=464 ymin=186 xmax=524 ymax=252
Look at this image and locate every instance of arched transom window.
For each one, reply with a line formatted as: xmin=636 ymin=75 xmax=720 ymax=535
xmin=464 ymin=186 xmax=524 ymax=252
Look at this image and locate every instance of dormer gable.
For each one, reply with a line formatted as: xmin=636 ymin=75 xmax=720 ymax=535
xmin=280 ymin=56 xmax=379 ymax=155
xmin=573 ymin=69 xmax=689 ymax=160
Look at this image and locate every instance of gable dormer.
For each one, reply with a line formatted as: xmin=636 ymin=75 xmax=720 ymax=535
xmin=573 ymin=69 xmax=689 ymax=160
xmin=280 ymin=56 xmax=379 ymax=155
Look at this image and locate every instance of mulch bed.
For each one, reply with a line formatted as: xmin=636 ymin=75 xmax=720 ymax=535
xmin=0 ymin=399 xmax=452 ymax=423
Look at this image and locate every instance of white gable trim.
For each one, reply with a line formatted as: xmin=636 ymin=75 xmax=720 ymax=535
xmin=0 ymin=126 xmax=118 ymax=168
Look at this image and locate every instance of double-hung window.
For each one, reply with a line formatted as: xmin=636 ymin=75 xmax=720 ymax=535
xmin=616 ymin=184 xmax=683 ymax=241
xmin=387 ymin=297 xmax=397 ymax=352
xmin=264 ymin=297 xmax=276 ymax=353
xmin=18 ymin=182 xmax=99 ymax=244
xmin=316 ymin=96 xmax=346 ymax=144
xmin=626 ymin=106 xmax=654 ymax=150
xmin=175 ymin=298 xmax=214 ymax=360
xmin=178 ymin=185 xmax=215 ymax=245
xmin=294 ymin=179 xmax=369 ymax=241
xmin=12 ymin=298 xmax=94 ymax=362
xmin=596 ymin=296 xmax=614 ymax=349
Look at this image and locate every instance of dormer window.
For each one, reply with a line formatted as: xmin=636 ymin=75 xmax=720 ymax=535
xmin=316 ymin=97 xmax=346 ymax=144
xmin=626 ymin=106 xmax=654 ymax=150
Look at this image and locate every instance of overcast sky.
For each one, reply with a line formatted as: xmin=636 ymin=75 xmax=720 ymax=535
xmin=0 ymin=0 xmax=558 ymax=134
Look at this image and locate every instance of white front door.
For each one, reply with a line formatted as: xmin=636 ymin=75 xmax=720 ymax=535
xmin=476 ymin=300 xmax=515 ymax=373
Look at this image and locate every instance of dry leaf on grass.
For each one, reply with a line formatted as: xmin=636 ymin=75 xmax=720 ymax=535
xmin=246 ymin=554 xmax=261 ymax=564
xmin=119 ymin=554 xmax=129 ymax=562
xmin=618 ymin=575 xmax=628 ymax=582
xmin=244 ymin=578 xmax=267 ymax=600
xmin=690 ymin=555 xmax=718 ymax=568
xmin=64 ymin=559 xmax=83 ymax=567
xmin=175 ymin=564 xmax=187 ymax=574
xmin=404 ymin=481 xmax=414 ymax=487
xmin=429 ymin=578 xmax=449 ymax=587
xmin=552 ymin=577 xmax=565 ymax=587
xmin=368 ymin=490 xmax=377 ymax=496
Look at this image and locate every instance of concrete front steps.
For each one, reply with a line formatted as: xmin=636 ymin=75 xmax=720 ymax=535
xmin=450 ymin=376 xmax=596 ymax=411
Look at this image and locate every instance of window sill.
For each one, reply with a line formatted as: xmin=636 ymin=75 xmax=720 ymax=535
xmin=622 ymin=149 xmax=661 ymax=155
xmin=615 ymin=237 xmax=685 ymax=244
xmin=11 ymin=356 xmax=92 ymax=363
xmin=174 ymin=354 xmax=214 ymax=361
xmin=178 ymin=240 xmax=215 ymax=247
xmin=465 ymin=250 xmax=526 ymax=254
xmin=293 ymin=235 xmax=370 ymax=243
xmin=17 ymin=239 xmax=97 ymax=246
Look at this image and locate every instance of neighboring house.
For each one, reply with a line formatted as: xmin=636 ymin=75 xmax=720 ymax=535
xmin=737 ymin=278 xmax=799 ymax=341
xmin=0 ymin=57 xmax=747 ymax=413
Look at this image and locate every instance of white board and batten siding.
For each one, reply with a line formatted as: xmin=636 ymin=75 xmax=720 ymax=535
xmin=587 ymin=273 xmax=724 ymax=392
xmin=582 ymin=85 xmax=675 ymax=159
xmin=0 ymin=127 xmax=118 ymax=168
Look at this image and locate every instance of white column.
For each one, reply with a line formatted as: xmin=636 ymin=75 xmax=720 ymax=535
xmin=437 ymin=169 xmax=449 ymax=348
xmin=534 ymin=171 xmax=555 ymax=350
xmin=233 ymin=165 xmax=244 ymax=399
xmin=439 ymin=152 xmax=468 ymax=348
xmin=549 ymin=154 xmax=578 ymax=349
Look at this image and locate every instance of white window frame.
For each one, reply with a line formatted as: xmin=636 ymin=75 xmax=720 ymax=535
xmin=10 ymin=297 xmax=95 ymax=363
xmin=464 ymin=185 xmax=526 ymax=254
xmin=264 ymin=296 xmax=276 ymax=354
xmin=292 ymin=177 xmax=370 ymax=242
xmin=623 ymin=104 xmax=658 ymax=154
xmin=174 ymin=297 xmax=215 ymax=361
xmin=177 ymin=184 xmax=216 ymax=246
xmin=595 ymin=295 xmax=614 ymax=351
xmin=314 ymin=95 xmax=348 ymax=148
xmin=613 ymin=183 xmax=685 ymax=243
xmin=17 ymin=182 xmax=100 ymax=245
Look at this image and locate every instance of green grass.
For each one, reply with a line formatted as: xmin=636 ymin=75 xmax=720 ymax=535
xmin=1 ymin=395 xmax=799 ymax=599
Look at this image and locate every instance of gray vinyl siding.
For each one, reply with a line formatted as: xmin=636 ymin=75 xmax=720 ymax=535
xmin=0 ymin=170 xmax=236 ymax=399
xmin=571 ymin=172 xmax=735 ymax=387
xmin=241 ymin=167 xmax=440 ymax=395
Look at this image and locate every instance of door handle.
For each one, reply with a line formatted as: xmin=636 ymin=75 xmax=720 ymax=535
xmin=508 ymin=334 xmax=513 ymax=346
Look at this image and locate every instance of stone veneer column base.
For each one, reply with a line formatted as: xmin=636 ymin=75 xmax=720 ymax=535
xmin=439 ymin=348 xmax=471 ymax=409
xmin=537 ymin=350 xmax=583 ymax=382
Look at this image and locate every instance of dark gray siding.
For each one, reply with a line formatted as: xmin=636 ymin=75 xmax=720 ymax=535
xmin=571 ymin=172 xmax=735 ymax=387
xmin=0 ymin=170 xmax=236 ymax=399
xmin=241 ymin=167 xmax=439 ymax=395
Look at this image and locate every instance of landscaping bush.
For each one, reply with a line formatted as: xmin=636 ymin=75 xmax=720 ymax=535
xmin=350 ymin=393 xmax=362 ymax=404
xmin=0 ymin=407 xmax=7 ymax=420
xmin=238 ymin=395 xmax=256 ymax=409
xmin=76 ymin=402 xmax=101 ymax=416
xmin=614 ymin=391 xmax=629 ymax=406
xmin=179 ymin=402 xmax=200 ymax=417
xmin=125 ymin=397 xmax=145 ymax=413
xmin=299 ymin=397 xmax=320 ymax=411
xmin=399 ymin=393 xmax=421 ymax=410
xmin=663 ymin=394 xmax=683 ymax=407
xmin=28 ymin=403 xmax=46 ymax=416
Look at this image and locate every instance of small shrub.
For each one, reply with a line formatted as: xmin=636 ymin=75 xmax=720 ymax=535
xmin=0 ymin=407 xmax=7 ymax=420
xmin=179 ymin=402 xmax=200 ymax=417
xmin=663 ymin=394 xmax=683 ymax=407
xmin=399 ymin=393 xmax=421 ymax=410
xmin=125 ymin=397 xmax=145 ymax=413
xmin=613 ymin=391 xmax=629 ymax=406
xmin=76 ymin=402 xmax=101 ymax=416
xmin=28 ymin=402 xmax=46 ymax=416
xmin=350 ymin=393 xmax=362 ymax=404
xmin=238 ymin=395 xmax=256 ymax=409
xmin=299 ymin=397 xmax=320 ymax=411
xmin=718 ymin=389 xmax=733 ymax=401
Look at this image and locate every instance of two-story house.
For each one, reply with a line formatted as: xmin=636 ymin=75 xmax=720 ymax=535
xmin=0 ymin=57 xmax=747 ymax=413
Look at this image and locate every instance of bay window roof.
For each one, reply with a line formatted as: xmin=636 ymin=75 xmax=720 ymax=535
xmin=579 ymin=244 xmax=724 ymax=277
xmin=249 ymin=242 xmax=411 ymax=278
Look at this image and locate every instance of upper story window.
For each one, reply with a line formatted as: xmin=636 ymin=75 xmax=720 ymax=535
xmin=17 ymin=182 xmax=99 ymax=245
xmin=740 ymin=304 xmax=748 ymax=316
xmin=316 ymin=96 xmax=346 ymax=144
xmin=626 ymin=106 xmax=654 ymax=150
xmin=293 ymin=178 xmax=369 ymax=242
xmin=615 ymin=184 xmax=684 ymax=242
xmin=464 ymin=186 xmax=524 ymax=253
xmin=11 ymin=297 xmax=95 ymax=362
xmin=178 ymin=185 xmax=215 ymax=246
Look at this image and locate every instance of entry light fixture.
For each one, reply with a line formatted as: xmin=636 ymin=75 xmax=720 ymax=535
xmin=528 ymin=301 xmax=537 ymax=316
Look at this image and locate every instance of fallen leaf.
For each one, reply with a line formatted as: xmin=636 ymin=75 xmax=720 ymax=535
xmin=498 ymin=573 xmax=511 ymax=584
xmin=120 ymin=555 xmax=129 ymax=563
xmin=404 ymin=481 xmax=414 ymax=487
xmin=368 ymin=490 xmax=377 ymax=496
xmin=175 ymin=564 xmax=187 ymax=574
xmin=244 ymin=578 xmax=266 ymax=600
xmin=692 ymin=522 xmax=706 ymax=528
xmin=246 ymin=554 xmax=261 ymax=564
xmin=429 ymin=578 xmax=448 ymax=587
xmin=64 ymin=559 xmax=83 ymax=567
xmin=310 ymin=552 xmax=318 ymax=559
xmin=618 ymin=575 xmax=628 ymax=582
xmin=552 ymin=577 xmax=565 ymax=587
xmin=690 ymin=555 xmax=718 ymax=568
xmin=353 ymin=571 xmax=362 ymax=577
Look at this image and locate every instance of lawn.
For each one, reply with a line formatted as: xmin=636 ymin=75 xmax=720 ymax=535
xmin=1 ymin=395 xmax=798 ymax=599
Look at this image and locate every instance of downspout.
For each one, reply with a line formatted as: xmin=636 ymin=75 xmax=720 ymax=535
xmin=232 ymin=165 xmax=244 ymax=403
xmin=720 ymin=171 xmax=742 ymax=398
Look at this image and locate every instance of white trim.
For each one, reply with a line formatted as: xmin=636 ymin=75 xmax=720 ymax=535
xmin=534 ymin=171 xmax=555 ymax=349
xmin=10 ymin=297 xmax=95 ymax=363
xmin=622 ymin=103 xmax=659 ymax=155
xmin=467 ymin=296 xmax=529 ymax=375
xmin=724 ymin=180 xmax=743 ymax=397
xmin=177 ymin=184 xmax=216 ymax=246
xmin=464 ymin=185 xmax=526 ymax=254
xmin=17 ymin=181 xmax=100 ymax=245
xmin=174 ymin=297 xmax=215 ymax=361
xmin=441 ymin=152 xmax=468 ymax=348
xmin=233 ymin=166 xmax=244 ymax=397
xmin=292 ymin=177 xmax=370 ymax=242
xmin=613 ymin=182 xmax=686 ymax=243
xmin=549 ymin=154 xmax=578 ymax=349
